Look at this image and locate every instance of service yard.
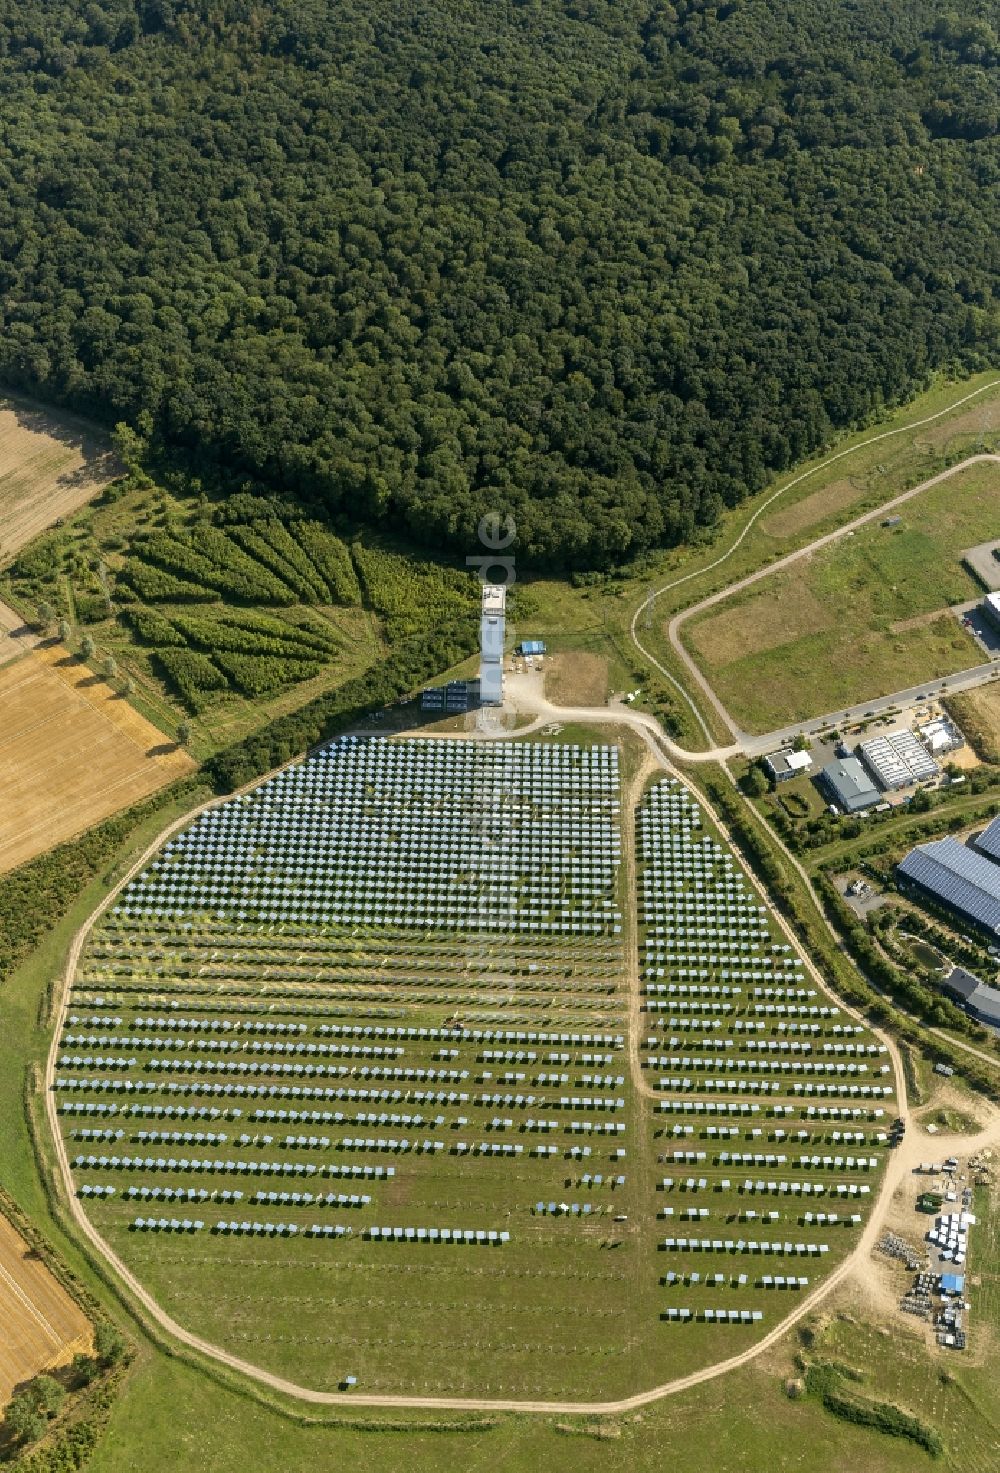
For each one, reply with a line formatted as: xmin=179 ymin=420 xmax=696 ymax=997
xmin=0 ymin=643 xmax=195 ymax=875
xmin=0 ymin=1212 xmax=91 ymax=1407
xmin=0 ymin=396 xmax=119 ymax=568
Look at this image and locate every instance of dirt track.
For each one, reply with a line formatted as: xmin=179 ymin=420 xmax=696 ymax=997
xmin=43 ymin=703 xmax=1000 ymax=1415
xmin=629 ymin=378 xmax=1000 ymax=756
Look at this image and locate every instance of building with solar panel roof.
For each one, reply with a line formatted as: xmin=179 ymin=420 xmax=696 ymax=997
xmin=897 ymin=836 xmax=1000 ymax=938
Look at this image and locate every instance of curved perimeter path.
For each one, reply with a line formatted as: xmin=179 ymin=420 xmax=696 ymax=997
xmin=43 ymin=694 xmax=1000 ymax=1416
xmin=667 ymin=452 xmax=1000 ymax=743
xmin=629 ymin=376 xmax=1000 ymax=753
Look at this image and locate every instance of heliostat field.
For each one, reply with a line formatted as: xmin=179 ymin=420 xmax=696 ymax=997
xmin=52 ymin=736 xmax=891 ymax=1400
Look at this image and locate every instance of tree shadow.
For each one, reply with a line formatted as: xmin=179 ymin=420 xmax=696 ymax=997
xmin=146 ymin=742 xmax=181 ymax=757
xmin=2 ymin=391 xmax=123 ymax=487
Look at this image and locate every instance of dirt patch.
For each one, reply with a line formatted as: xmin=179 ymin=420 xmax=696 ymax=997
xmin=687 ymin=580 xmax=830 ymax=669
xmin=762 ymin=477 xmax=870 ymax=540
xmin=0 ymin=396 xmax=120 ymax=568
xmin=0 ymin=1213 xmax=91 ymax=1407
xmin=946 ymin=685 xmax=1000 ymax=763
xmin=0 ymin=642 xmax=195 ymax=874
xmin=543 ymin=651 xmax=609 ymax=706
xmin=890 ymin=606 xmax=966 ymax=636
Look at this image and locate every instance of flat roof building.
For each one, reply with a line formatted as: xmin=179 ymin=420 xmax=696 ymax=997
xmin=982 ymin=591 xmax=1000 ymax=634
xmin=817 ymin=757 xmax=879 ymax=814
xmin=897 ymin=837 xmax=1000 ymax=938
xmin=918 ymin=717 xmax=964 ymax=756
xmin=942 ymin=966 xmax=1000 ymax=1027
xmin=519 ymin=640 xmax=546 ymax=656
xmin=479 ymin=584 xmax=505 ymax=705
xmin=858 ymin=728 xmax=939 ymax=790
xmin=764 ymin=749 xmax=813 ymax=783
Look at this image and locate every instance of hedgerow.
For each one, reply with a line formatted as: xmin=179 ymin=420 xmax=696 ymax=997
xmin=215 ymin=652 xmax=324 ymax=697
xmin=133 ymin=530 xmax=294 ymax=606
xmin=116 ymin=561 xmax=208 ymax=604
xmin=154 ymin=648 xmax=228 ymax=711
xmin=171 ymin=609 xmax=338 ymax=658
xmin=228 ymin=521 xmax=329 ymax=604
xmin=120 ymin=606 xmax=186 ymax=648
xmin=294 ymin=522 xmax=361 ymax=605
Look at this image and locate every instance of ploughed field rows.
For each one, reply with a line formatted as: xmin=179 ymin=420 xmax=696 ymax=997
xmin=56 ymin=736 xmax=650 ymax=1399
xmin=637 ymin=779 xmax=891 ymax=1330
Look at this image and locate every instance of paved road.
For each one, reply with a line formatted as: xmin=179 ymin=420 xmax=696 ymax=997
xmin=665 ymin=452 xmax=1000 ymax=748
xmin=625 ymin=374 xmax=1000 ymax=757
xmin=741 ymin=662 xmax=1000 ymax=757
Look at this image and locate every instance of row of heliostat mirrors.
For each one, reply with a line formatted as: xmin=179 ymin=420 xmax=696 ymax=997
xmin=111 ymin=737 xmax=623 ymax=934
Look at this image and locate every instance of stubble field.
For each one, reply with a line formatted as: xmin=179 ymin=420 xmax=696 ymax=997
xmin=0 ymin=396 xmax=119 ymax=568
xmin=0 ymin=643 xmax=195 ymax=874
xmin=0 ymin=1212 xmax=92 ymax=1406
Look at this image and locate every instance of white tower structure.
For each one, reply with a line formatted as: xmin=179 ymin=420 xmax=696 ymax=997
xmin=479 ymin=583 xmax=506 ymax=705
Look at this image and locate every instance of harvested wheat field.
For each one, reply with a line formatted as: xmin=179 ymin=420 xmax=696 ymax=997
xmin=0 ymin=1213 xmax=91 ymax=1406
xmin=0 ymin=396 xmax=119 ymax=567
xmin=0 ymin=643 xmax=195 ymax=874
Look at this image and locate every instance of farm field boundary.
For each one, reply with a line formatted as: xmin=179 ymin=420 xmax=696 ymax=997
xmin=0 ymin=393 xmax=119 ymax=566
xmin=0 ymin=643 xmax=195 ymax=875
xmin=0 ymin=1208 xmax=92 ymax=1406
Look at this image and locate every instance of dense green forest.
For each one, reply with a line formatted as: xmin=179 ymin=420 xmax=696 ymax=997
xmin=0 ymin=0 xmax=998 ymax=566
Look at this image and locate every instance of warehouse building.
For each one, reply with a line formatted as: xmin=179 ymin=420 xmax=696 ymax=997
xmin=897 ymin=837 xmax=1000 ymax=939
xmin=942 ymin=967 xmax=1000 ymax=1029
xmin=764 ymin=749 xmax=813 ymax=784
xmin=816 ymin=757 xmax=879 ymax=814
xmin=858 ymin=728 xmax=939 ymax=791
xmin=982 ymin=591 xmax=1000 ymax=637
xmin=973 ymin=814 xmax=1000 ymax=864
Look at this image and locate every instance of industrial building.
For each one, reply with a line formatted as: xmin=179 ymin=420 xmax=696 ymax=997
xmin=917 ymin=717 xmax=964 ymax=757
xmin=974 ymin=814 xmax=1000 ymax=864
xmin=858 ymin=728 xmax=939 ymax=791
xmin=518 ymin=640 xmax=546 ymax=657
xmin=816 ymin=757 xmax=879 ymax=814
xmin=897 ymin=837 xmax=1000 ymax=938
xmin=764 ymin=749 xmax=813 ymax=784
xmin=942 ymin=967 xmax=1000 ymax=1029
xmin=982 ymin=591 xmax=1000 ymax=637
xmin=479 ymin=583 xmax=506 ymax=706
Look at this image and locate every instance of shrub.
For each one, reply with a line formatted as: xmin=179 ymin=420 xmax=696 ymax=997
xmin=153 ymin=649 xmax=228 ymax=711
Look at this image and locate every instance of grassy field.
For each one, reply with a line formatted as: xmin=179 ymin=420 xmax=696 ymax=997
xmin=0 ymin=1210 xmax=92 ymax=1406
xmin=685 ymin=459 xmax=1000 ymax=733
xmin=0 ymin=642 xmax=195 ymax=874
xmin=0 ymin=394 xmax=119 ymax=568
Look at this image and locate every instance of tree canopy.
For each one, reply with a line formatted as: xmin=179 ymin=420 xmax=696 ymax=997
xmin=0 ymin=0 xmax=997 ymax=566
